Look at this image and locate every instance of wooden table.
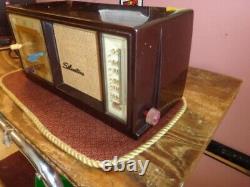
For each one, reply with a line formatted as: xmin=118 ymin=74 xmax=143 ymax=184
xmin=0 ymin=51 xmax=241 ymax=187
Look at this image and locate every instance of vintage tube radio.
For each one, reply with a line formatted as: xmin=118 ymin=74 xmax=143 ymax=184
xmin=7 ymin=1 xmax=193 ymax=138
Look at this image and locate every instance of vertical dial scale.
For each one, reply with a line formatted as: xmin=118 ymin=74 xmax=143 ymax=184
xmin=102 ymin=34 xmax=127 ymax=122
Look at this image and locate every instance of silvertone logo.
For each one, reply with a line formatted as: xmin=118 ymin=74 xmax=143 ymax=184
xmin=62 ymin=62 xmax=85 ymax=76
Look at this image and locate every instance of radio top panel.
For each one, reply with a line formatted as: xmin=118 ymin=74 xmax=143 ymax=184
xmin=6 ymin=1 xmax=176 ymax=29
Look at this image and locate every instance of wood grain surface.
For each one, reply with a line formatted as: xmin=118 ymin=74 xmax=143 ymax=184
xmin=0 ymin=51 xmax=241 ymax=187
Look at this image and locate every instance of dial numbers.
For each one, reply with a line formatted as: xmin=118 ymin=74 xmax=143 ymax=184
xmin=102 ymin=34 xmax=127 ymax=122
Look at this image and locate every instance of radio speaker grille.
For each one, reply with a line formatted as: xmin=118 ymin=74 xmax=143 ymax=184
xmin=54 ymin=24 xmax=102 ymax=101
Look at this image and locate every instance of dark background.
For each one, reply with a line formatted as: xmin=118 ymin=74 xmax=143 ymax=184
xmin=0 ymin=0 xmax=34 ymax=36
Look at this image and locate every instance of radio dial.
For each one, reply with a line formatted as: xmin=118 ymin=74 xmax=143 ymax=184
xmin=107 ymin=48 xmax=122 ymax=109
xmin=103 ymin=34 xmax=127 ymax=121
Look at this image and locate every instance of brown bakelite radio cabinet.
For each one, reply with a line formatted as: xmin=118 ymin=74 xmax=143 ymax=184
xmin=7 ymin=2 xmax=193 ymax=138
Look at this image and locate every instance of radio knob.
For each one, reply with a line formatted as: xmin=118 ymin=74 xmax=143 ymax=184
xmin=145 ymin=108 xmax=161 ymax=126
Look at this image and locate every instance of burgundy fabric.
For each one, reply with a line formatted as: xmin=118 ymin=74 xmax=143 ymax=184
xmin=3 ymin=71 xmax=182 ymax=160
xmin=0 ymin=152 xmax=35 ymax=187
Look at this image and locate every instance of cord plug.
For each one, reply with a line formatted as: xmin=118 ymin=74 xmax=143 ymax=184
xmin=10 ymin=43 xmax=23 ymax=50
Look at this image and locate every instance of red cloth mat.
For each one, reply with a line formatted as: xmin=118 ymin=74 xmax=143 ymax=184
xmin=2 ymin=71 xmax=183 ymax=161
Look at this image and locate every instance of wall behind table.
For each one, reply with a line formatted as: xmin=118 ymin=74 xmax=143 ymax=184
xmin=37 ymin=0 xmax=250 ymax=154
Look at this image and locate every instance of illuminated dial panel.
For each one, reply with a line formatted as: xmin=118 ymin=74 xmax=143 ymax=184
xmin=102 ymin=34 xmax=127 ymax=122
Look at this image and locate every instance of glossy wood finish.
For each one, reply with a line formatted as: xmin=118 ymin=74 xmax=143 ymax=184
xmin=0 ymin=51 xmax=241 ymax=186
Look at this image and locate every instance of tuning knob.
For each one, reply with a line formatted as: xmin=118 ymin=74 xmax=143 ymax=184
xmin=145 ymin=108 xmax=161 ymax=126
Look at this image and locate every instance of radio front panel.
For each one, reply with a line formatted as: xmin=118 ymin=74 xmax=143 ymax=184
xmin=9 ymin=14 xmax=53 ymax=83
xmin=52 ymin=23 xmax=129 ymax=123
